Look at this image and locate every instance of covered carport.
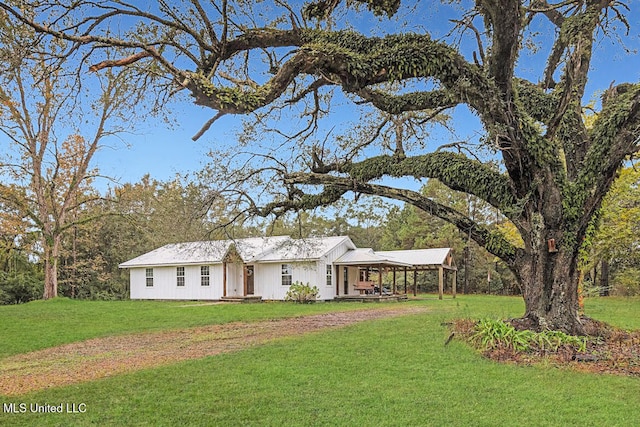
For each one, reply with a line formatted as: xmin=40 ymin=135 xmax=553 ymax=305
xmin=333 ymin=247 xmax=457 ymax=300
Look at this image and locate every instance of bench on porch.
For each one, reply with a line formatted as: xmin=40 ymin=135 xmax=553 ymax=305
xmin=354 ymin=281 xmax=376 ymax=295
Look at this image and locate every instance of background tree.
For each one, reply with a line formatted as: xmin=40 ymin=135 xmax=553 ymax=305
xmin=5 ymin=1 xmax=639 ymax=332
xmin=262 ymin=196 xmax=392 ymax=248
xmin=55 ymin=174 xmax=221 ymax=299
xmin=0 ymin=22 xmax=137 ymax=299
xmin=0 ymin=207 xmax=42 ymax=304
xmin=583 ymin=166 xmax=640 ymax=296
xmin=381 ymin=179 xmax=518 ymax=294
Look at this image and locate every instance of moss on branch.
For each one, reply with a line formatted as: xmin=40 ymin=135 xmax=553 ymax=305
xmin=195 ymin=28 xmax=489 ymax=114
xmin=342 ymin=152 xmax=517 ymax=215
xmin=514 ymin=79 xmax=558 ymax=123
xmin=358 ymin=88 xmax=459 ymax=114
xmin=256 ymin=185 xmax=347 ymax=217
xmin=283 ymin=171 xmax=518 ymax=264
xmin=303 ymin=0 xmax=401 ymax=20
xmin=191 ymin=73 xmax=268 ymax=111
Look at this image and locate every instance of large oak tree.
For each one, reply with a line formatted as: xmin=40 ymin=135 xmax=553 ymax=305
xmin=4 ymin=0 xmax=639 ymax=332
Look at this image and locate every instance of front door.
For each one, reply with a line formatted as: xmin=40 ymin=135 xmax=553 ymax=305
xmin=245 ymin=266 xmax=254 ymax=295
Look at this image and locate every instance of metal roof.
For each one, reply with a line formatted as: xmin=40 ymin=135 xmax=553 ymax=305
xmin=119 ymin=235 xmax=453 ymax=270
xmin=334 ymin=247 xmax=454 ymax=269
xmin=255 ymin=236 xmax=356 ymax=262
xmin=119 ymin=235 xmax=355 ymax=268
xmin=333 ymin=248 xmax=413 ymax=267
xmin=377 ymin=248 xmax=454 ymax=267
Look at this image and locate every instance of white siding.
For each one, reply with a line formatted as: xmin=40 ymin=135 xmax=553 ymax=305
xmin=129 ymin=265 xmax=224 ymax=300
xmin=255 ymin=262 xmax=318 ymax=300
xmin=317 ymin=238 xmax=354 ymax=299
xmin=323 ymin=239 xmax=354 ymax=263
xmin=225 ymin=263 xmax=244 ymax=296
xmin=316 ymin=260 xmax=334 ymax=300
xmin=126 ymin=235 xmax=356 ymax=301
xmin=129 ymin=268 xmax=147 ymax=299
xmin=251 ymin=263 xmax=269 ymax=298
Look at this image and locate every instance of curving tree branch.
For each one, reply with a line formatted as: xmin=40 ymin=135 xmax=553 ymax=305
xmin=282 ymin=171 xmax=518 ymax=264
xmin=338 ymin=152 xmax=518 ymax=216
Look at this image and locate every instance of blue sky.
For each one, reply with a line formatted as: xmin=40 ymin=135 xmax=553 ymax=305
xmin=89 ymin=1 xmax=640 ymax=193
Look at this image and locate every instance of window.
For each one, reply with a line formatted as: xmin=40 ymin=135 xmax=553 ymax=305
xmin=145 ymin=268 xmax=154 ymax=287
xmin=176 ymin=267 xmax=185 ymax=287
xmin=326 ymin=265 xmax=332 ymax=286
xmin=201 ymin=266 xmax=210 ymax=286
xmin=281 ymin=264 xmax=292 ymax=286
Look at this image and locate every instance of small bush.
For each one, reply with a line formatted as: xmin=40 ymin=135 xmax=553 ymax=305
xmin=285 ymin=282 xmax=319 ymax=304
xmin=611 ymin=268 xmax=640 ymax=296
xmin=0 ymin=272 xmax=43 ymax=304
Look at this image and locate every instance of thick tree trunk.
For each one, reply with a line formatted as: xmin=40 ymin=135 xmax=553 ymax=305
xmin=43 ymin=257 xmax=58 ymax=299
xmin=42 ymin=237 xmax=60 ymax=300
xmin=518 ymin=245 xmax=583 ymax=334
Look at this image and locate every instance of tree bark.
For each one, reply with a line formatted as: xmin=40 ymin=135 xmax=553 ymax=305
xmin=42 ymin=236 xmax=61 ymax=300
xmin=43 ymin=253 xmax=58 ymax=299
xmin=518 ymin=240 xmax=582 ymax=333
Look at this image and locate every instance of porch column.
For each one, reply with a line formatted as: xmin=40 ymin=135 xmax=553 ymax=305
xmin=335 ymin=265 xmax=340 ymax=296
xmin=392 ymin=268 xmax=396 ymax=295
xmin=243 ymin=265 xmax=248 ymax=296
xmin=378 ymin=264 xmax=383 ymax=295
xmin=452 ymin=269 xmax=457 ymax=299
xmin=404 ymin=267 xmax=407 ymax=294
xmin=438 ymin=267 xmax=444 ymax=300
xmin=413 ymin=270 xmax=417 ymax=297
xmin=222 ymin=262 xmax=227 ymax=297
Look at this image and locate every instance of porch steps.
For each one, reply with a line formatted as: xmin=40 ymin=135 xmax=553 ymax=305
xmin=220 ymin=296 xmax=263 ymax=303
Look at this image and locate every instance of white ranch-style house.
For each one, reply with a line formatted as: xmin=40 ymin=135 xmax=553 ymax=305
xmin=119 ymin=235 xmax=457 ymax=301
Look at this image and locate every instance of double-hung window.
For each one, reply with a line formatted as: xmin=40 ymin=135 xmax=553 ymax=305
xmin=281 ymin=264 xmax=292 ymax=286
xmin=201 ymin=266 xmax=210 ymax=286
xmin=176 ymin=267 xmax=185 ymax=287
xmin=145 ymin=268 xmax=154 ymax=287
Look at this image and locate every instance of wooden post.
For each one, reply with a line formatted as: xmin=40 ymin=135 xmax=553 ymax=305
xmin=344 ymin=266 xmax=349 ymax=295
xmin=378 ymin=264 xmax=383 ymax=295
xmin=392 ymin=268 xmax=396 ymax=295
xmin=452 ymin=270 xmax=457 ymax=298
xmin=413 ymin=270 xmax=417 ymax=297
xmin=438 ymin=267 xmax=444 ymax=300
xmin=243 ymin=265 xmax=248 ymax=296
xmin=404 ymin=267 xmax=407 ymax=294
xmin=222 ymin=262 xmax=227 ymax=297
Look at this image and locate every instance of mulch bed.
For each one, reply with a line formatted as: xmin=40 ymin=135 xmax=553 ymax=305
xmin=0 ymin=305 xmax=427 ymax=396
xmin=451 ymin=317 xmax=640 ymax=377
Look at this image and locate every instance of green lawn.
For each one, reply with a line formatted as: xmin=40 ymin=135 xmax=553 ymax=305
xmin=1 ymin=295 xmax=639 ymax=426
xmin=0 ymin=297 xmax=375 ymax=358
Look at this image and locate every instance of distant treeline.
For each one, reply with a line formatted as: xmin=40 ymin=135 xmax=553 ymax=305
xmin=2 ymin=170 xmax=638 ymax=304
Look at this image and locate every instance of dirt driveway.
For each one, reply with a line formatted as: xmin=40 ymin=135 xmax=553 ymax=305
xmin=0 ymin=305 xmax=426 ymax=396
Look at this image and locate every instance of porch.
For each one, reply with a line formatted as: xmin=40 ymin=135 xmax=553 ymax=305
xmin=333 ymin=248 xmax=457 ymax=300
